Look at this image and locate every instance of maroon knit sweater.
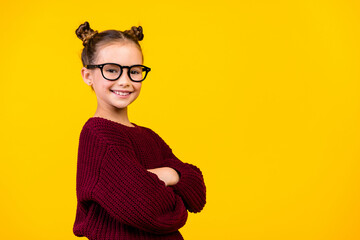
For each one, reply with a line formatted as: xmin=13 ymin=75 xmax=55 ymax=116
xmin=73 ymin=117 xmax=206 ymax=240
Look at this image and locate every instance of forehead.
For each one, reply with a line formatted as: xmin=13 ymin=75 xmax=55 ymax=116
xmin=95 ymin=41 xmax=143 ymax=65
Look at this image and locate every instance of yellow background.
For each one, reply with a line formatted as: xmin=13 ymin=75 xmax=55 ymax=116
xmin=1 ymin=0 xmax=360 ymax=239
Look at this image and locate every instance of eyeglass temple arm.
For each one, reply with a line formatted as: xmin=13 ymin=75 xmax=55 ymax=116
xmin=85 ymin=65 xmax=100 ymax=69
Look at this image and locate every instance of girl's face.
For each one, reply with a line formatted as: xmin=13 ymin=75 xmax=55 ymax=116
xmin=82 ymin=41 xmax=143 ymax=112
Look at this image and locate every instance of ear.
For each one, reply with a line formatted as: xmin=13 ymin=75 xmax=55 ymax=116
xmin=81 ymin=67 xmax=93 ymax=86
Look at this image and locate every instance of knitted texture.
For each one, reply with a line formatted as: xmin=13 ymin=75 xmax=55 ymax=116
xmin=73 ymin=117 xmax=206 ymax=240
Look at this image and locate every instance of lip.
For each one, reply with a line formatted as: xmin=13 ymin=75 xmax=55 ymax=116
xmin=111 ymin=89 xmax=132 ymax=92
xmin=111 ymin=89 xmax=132 ymax=98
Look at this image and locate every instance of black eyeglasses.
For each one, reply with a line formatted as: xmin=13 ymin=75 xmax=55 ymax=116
xmin=86 ymin=63 xmax=151 ymax=82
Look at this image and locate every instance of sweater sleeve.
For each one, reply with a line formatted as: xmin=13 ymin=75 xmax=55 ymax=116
xmin=146 ymin=129 xmax=207 ymax=213
xmin=78 ymin=127 xmax=188 ymax=234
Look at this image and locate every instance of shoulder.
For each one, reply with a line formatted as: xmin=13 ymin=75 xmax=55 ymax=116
xmin=78 ymin=119 xmax=109 ymax=147
xmin=80 ymin=117 xmax=135 ymax=146
xmin=138 ymin=125 xmax=156 ymax=135
xmin=138 ymin=125 xmax=164 ymax=141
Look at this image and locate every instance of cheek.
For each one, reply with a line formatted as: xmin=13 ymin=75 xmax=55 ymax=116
xmin=93 ymin=82 xmax=112 ymax=95
xmin=134 ymin=83 xmax=142 ymax=92
xmin=94 ymin=74 xmax=113 ymax=90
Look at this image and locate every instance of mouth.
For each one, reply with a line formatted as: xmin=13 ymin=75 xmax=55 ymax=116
xmin=110 ymin=90 xmax=132 ymax=96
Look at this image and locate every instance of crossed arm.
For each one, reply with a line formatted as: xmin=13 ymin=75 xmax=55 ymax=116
xmin=77 ymin=127 xmax=188 ymax=235
xmin=145 ymin=128 xmax=207 ymax=213
xmin=78 ymin=126 xmax=205 ymax=236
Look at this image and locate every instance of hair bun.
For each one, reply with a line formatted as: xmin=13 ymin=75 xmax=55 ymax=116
xmin=125 ymin=26 xmax=144 ymax=41
xmin=132 ymin=26 xmax=144 ymax=41
xmin=75 ymin=21 xmax=98 ymax=46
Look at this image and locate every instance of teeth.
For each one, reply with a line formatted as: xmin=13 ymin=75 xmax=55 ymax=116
xmin=113 ymin=90 xmax=130 ymax=96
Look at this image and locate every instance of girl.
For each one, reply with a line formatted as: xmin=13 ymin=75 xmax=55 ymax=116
xmin=73 ymin=21 xmax=206 ymax=240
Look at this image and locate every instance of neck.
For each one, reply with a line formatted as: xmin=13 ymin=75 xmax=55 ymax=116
xmin=93 ymin=106 xmax=132 ymax=126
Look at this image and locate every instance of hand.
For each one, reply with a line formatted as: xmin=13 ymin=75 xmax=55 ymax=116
xmin=147 ymin=167 xmax=180 ymax=186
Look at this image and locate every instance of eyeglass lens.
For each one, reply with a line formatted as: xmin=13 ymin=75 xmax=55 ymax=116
xmin=102 ymin=64 xmax=146 ymax=81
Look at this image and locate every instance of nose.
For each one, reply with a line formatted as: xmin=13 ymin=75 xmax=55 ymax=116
xmin=116 ymin=69 xmax=132 ymax=86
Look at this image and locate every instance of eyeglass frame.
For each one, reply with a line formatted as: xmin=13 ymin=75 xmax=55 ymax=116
xmin=85 ymin=63 xmax=151 ymax=82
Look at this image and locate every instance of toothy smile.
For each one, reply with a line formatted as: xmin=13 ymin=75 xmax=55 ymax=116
xmin=111 ymin=90 xmax=131 ymax=96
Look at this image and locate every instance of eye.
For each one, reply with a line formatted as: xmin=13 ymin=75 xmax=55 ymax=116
xmin=130 ymin=67 xmax=143 ymax=75
xmin=106 ymin=68 xmax=119 ymax=73
xmin=130 ymin=70 xmax=140 ymax=75
xmin=103 ymin=64 xmax=121 ymax=75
